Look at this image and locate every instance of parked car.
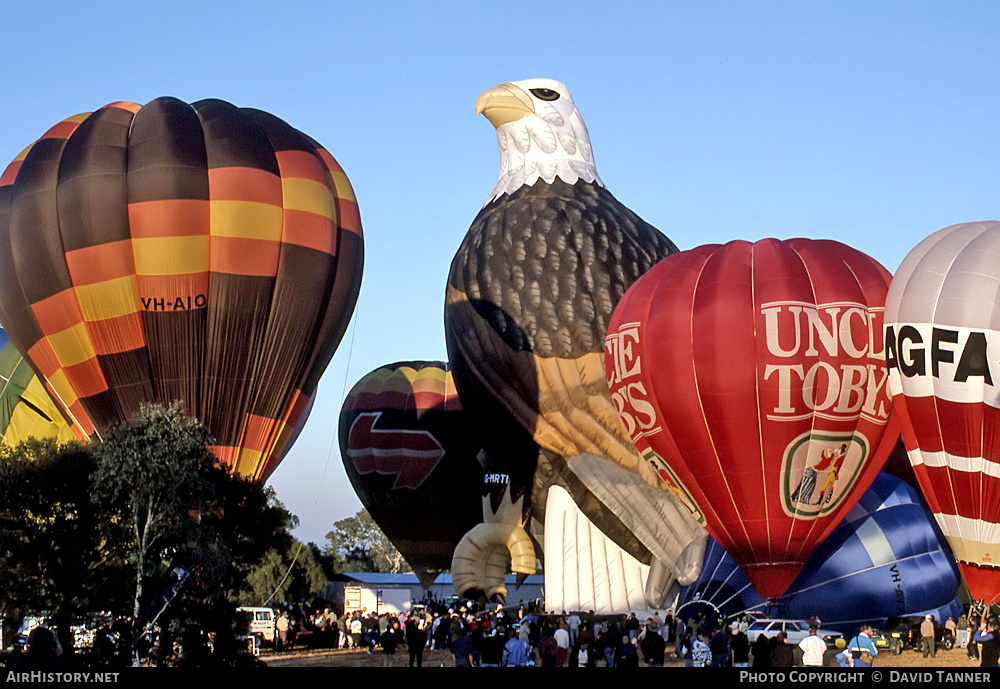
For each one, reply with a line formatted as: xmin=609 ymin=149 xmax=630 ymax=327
xmin=872 ymin=616 xmax=954 ymax=654
xmin=745 ymin=618 xmax=843 ymax=647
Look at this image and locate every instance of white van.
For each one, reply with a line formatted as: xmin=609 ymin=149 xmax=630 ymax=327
xmin=237 ymin=607 xmax=276 ymax=645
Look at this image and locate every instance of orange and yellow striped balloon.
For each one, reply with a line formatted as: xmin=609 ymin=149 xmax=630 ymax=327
xmin=0 ymin=98 xmax=364 ymax=480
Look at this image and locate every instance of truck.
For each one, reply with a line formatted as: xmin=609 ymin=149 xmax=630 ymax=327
xmin=343 ymin=586 xmax=413 ymax=616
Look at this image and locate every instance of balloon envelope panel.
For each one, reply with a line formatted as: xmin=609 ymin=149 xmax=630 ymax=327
xmin=0 ymin=328 xmax=80 ymax=446
xmin=339 ymin=362 xmax=484 ymax=575
xmin=677 ymin=473 xmax=963 ymax=633
xmin=0 ymin=98 xmax=363 ymax=480
xmin=608 ymin=239 xmax=896 ymax=598
xmin=781 ymin=473 xmax=962 ymax=630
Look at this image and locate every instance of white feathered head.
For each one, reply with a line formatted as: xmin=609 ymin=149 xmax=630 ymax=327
xmin=475 ymin=78 xmax=603 ymax=203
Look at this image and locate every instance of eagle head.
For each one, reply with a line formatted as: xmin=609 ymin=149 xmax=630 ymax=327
xmin=475 ymin=78 xmax=603 ymax=203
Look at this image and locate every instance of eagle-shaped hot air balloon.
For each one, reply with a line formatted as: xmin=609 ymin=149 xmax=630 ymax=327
xmin=445 ymin=79 xmax=705 ymax=605
xmin=0 ymin=98 xmax=363 ymax=481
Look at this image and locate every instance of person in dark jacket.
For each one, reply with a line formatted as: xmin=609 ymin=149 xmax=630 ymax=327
xmin=709 ymin=626 xmax=731 ymax=667
xmin=731 ymin=630 xmax=750 ymax=667
xmin=379 ymin=621 xmax=405 ymax=668
xmin=751 ymin=633 xmax=771 ymax=667
xmin=640 ymin=625 xmax=667 ymax=666
xmin=769 ymin=632 xmax=794 ymax=667
xmin=405 ymin=617 xmax=425 ymax=667
xmin=973 ymin=617 xmax=1000 ymax=668
xmin=614 ymin=636 xmax=639 ymax=667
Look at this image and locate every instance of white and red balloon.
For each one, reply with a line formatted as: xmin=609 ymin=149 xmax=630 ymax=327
xmin=885 ymin=221 xmax=1000 ymax=604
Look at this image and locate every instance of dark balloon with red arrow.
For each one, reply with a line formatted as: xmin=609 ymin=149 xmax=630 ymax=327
xmin=339 ymin=361 xmax=484 ymax=584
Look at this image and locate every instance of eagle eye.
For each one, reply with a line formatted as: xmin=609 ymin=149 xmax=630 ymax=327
xmin=529 ymin=88 xmax=560 ymax=102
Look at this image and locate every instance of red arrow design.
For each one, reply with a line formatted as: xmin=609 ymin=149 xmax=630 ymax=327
xmin=346 ymin=412 xmax=445 ymax=489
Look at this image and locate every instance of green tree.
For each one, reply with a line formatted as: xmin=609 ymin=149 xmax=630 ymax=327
xmin=0 ymin=437 xmax=128 ymax=653
xmin=90 ymin=402 xmax=301 ymax=665
xmin=90 ymin=402 xmax=220 ymax=664
xmin=234 ymin=539 xmax=330 ymax=607
xmin=325 ymin=509 xmax=410 ymax=574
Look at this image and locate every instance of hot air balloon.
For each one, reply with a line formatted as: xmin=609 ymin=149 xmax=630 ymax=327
xmin=0 ymin=98 xmax=363 ymax=480
xmin=677 ymin=473 xmax=964 ymax=633
xmin=339 ymin=362 xmax=484 ymax=589
xmin=0 ymin=327 xmax=81 ymax=446
xmin=607 ymin=238 xmax=897 ymax=599
xmin=884 ymin=221 xmax=1000 ymax=604
xmin=445 ymin=79 xmax=704 ymax=604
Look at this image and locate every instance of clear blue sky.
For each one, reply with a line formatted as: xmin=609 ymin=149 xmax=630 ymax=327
xmin=2 ymin=1 xmax=998 ymax=545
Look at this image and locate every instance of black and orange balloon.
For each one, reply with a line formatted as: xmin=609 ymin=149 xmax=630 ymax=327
xmin=0 ymin=98 xmax=363 ymax=480
xmin=339 ymin=361 xmax=484 ymax=584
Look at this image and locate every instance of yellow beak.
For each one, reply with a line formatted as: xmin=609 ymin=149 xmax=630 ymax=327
xmin=475 ymin=83 xmax=534 ymax=128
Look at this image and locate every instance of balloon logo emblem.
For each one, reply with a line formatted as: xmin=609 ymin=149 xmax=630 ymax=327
xmin=783 ymin=432 xmax=869 ymax=517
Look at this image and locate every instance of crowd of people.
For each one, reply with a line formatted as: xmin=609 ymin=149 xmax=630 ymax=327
xmin=316 ymin=604 xmax=1000 ymax=668
xmin=266 ymin=604 xmax=792 ymax=668
xmin=10 ymin=601 xmax=1000 ymax=668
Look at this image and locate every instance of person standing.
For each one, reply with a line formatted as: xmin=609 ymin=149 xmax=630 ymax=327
xmin=847 ymin=626 xmax=878 ymax=667
xmin=692 ymin=628 xmax=712 ymax=667
xmin=920 ymin=615 xmax=936 ymax=658
xmin=565 ymin=611 xmax=581 ymax=647
xmin=554 ymin=622 xmax=571 ymax=667
xmin=275 ymin=611 xmax=289 ymax=652
xmin=973 ymin=617 xmax=1000 ymax=668
xmin=502 ymin=627 xmax=530 ymax=667
xmin=958 ymin=614 xmax=970 ymax=650
xmin=405 ymin=617 xmax=426 ymax=668
xmin=480 ymin=626 xmax=505 ymax=667
xmin=615 ymin=635 xmax=639 ymax=668
xmin=798 ymin=625 xmax=826 ymax=667
xmin=709 ymin=625 xmax=731 ymax=667
xmin=769 ymin=632 xmax=794 ymax=667
xmin=969 ymin=611 xmax=982 ymax=661
xmin=640 ymin=622 xmax=666 ymax=667
xmin=349 ymin=614 xmax=363 ymax=650
xmin=379 ymin=621 xmax=405 ymax=668
xmin=731 ymin=629 xmax=750 ymax=667
xmin=451 ymin=625 xmax=474 ymax=668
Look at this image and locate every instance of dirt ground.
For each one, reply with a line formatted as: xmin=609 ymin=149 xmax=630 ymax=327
xmin=263 ymin=644 xmax=988 ymax=668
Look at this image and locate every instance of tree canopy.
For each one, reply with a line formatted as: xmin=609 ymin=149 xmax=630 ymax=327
xmin=325 ymin=509 xmax=410 ymax=574
xmin=0 ymin=437 xmax=129 ymax=652
xmin=0 ymin=402 xmax=305 ymax=664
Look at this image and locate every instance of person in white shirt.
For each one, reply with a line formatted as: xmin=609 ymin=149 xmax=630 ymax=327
xmin=554 ymin=623 xmax=571 ymax=666
xmin=798 ymin=625 xmax=827 ymax=667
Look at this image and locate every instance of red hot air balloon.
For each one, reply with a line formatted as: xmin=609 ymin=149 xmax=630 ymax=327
xmin=884 ymin=221 xmax=1000 ymax=604
xmin=605 ymin=238 xmax=897 ymax=599
xmin=0 ymin=99 xmax=363 ymax=480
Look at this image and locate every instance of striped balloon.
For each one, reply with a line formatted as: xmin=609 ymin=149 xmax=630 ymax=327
xmin=0 ymin=99 xmax=363 ymax=480
xmin=885 ymin=221 xmax=1000 ymax=603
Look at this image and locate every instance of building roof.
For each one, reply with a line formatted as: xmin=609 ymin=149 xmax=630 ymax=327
xmin=336 ymin=572 xmax=545 ymax=586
